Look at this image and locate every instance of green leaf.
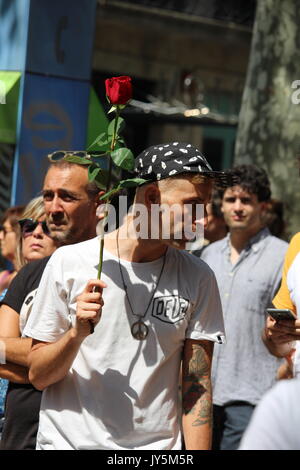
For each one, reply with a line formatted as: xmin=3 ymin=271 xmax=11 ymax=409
xmin=112 ymin=138 xmax=125 ymax=152
xmin=110 ymin=147 xmax=135 ymax=170
xmin=88 ymin=164 xmax=109 ymax=190
xmin=116 ymin=136 xmax=125 ymax=145
xmin=64 ymin=155 xmax=92 ymax=165
xmin=99 ymin=184 xmax=121 ymax=201
xmin=99 ymin=178 xmax=147 ymax=201
xmin=87 ymin=132 xmax=111 ymax=151
xmin=108 ymin=117 xmax=125 ymax=137
xmin=89 ymin=152 xmax=110 ymax=159
xmin=119 ymin=178 xmax=147 ymax=188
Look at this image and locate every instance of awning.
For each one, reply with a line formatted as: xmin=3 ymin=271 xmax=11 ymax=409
xmin=0 ymin=71 xmax=21 ymax=144
xmin=86 ymin=86 xmax=108 ymax=150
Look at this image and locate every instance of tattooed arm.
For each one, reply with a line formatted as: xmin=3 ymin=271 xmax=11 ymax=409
xmin=182 ymin=338 xmax=214 ymax=450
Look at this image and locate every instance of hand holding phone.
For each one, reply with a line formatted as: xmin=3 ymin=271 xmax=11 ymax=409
xmin=266 ymin=308 xmax=296 ymax=322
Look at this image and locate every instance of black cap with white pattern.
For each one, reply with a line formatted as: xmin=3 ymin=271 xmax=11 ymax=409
xmin=134 ymin=142 xmax=236 ymax=188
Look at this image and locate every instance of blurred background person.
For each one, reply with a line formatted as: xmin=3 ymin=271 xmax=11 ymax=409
xmin=0 ymin=206 xmax=25 ymax=301
xmin=0 ymin=196 xmax=58 ymax=437
xmin=192 ymin=189 xmax=228 ymax=257
xmin=205 ymin=190 xmax=228 ymax=243
xmin=261 ymin=198 xmax=286 ymax=240
xmin=200 ymin=164 xmax=288 ymax=450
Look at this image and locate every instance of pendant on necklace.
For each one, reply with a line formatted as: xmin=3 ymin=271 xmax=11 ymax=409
xmin=131 ymin=320 xmax=149 ymax=340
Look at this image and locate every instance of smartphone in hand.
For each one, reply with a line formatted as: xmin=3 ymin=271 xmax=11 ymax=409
xmin=266 ymin=308 xmax=296 ymax=322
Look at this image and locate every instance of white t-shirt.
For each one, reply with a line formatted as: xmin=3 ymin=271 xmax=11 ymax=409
xmin=19 ymin=288 xmax=38 ymax=335
xmin=239 ymin=378 xmax=300 ymax=450
xmin=24 ymin=237 xmax=225 ymax=450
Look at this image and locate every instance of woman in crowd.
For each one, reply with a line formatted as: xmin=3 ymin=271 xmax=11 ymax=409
xmin=0 ymin=196 xmax=58 ymax=433
xmin=0 ymin=206 xmax=25 ymax=300
xmin=15 ymin=196 xmax=57 ymax=271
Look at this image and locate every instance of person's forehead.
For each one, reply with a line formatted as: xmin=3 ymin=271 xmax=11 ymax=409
xmin=223 ymin=185 xmax=254 ymax=198
xmin=168 ymin=177 xmax=212 ymax=194
xmin=190 ymin=181 xmax=212 ymax=199
xmin=43 ymin=166 xmax=88 ymax=192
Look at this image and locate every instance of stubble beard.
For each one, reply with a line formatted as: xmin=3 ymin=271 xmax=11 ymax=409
xmin=49 ymin=226 xmax=78 ymax=246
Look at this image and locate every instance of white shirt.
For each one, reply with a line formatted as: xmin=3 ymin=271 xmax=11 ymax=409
xmin=240 ymin=378 xmax=300 ymax=450
xmin=24 ymin=237 xmax=225 ymax=450
xmin=202 ymin=229 xmax=287 ymax=405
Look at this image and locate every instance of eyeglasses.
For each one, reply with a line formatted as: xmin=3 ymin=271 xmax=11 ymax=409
xmin=18 ymin=218 xmax=50 ymax=238
xmin=0 ymin=225 xmax=15 ymax=236
xmin=48 ymin=150 xmax=91 ymax=162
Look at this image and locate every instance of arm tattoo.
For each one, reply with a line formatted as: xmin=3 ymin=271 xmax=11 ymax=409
xmin=182 ymin=341 xmax=213 ymax=426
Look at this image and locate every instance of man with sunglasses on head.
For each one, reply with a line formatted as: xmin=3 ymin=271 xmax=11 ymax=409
xmin=0 ymin=153 xmax=102 ymax=450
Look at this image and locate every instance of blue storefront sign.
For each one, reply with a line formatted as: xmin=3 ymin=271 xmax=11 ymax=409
xmin=12 ymin=73 xmax=90 ymax=205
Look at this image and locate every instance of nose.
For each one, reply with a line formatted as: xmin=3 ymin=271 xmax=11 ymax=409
xmin=233 ymin=199 xmax=243 ymax=211
xmin=47 ymin=195 xmax=63 ymax=214
xmin=32 ymin=223 xmax=44 ymax=238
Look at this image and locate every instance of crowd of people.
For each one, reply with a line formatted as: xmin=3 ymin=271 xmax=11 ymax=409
xmin=0 ymin=141 xmax=298 ymax=450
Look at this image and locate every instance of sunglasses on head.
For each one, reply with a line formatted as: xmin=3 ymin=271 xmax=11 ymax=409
xmin=48 ymin=150 xmax=90 ymax=162
xmin=18 ymin=218 xmax=50 ymax=237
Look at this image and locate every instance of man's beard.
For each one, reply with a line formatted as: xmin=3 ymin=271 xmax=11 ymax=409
xmin=48 ymin=223 xmax=78 ymax=246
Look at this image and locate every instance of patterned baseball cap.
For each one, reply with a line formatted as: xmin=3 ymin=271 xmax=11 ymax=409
xmin=134 ymin=142 xmax=236 ymax=188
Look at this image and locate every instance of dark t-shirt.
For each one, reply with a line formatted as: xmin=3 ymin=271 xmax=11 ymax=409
xmin=0 ymin=257 xmax=50 ymax=450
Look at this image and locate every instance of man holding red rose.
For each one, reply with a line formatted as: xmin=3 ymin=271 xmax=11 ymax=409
xmin=24 ymin=142 xmax=228 ymax=450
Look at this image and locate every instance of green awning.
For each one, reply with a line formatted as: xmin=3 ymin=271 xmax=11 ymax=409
xmin=0 ymin=71 xmax=21 ymax=144
xmin=86 ymin=86 xmax=108 ymax=150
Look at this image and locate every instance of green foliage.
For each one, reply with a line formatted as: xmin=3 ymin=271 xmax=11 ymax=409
xmin=63 ymin=89 xmax=143 ymax=203
xmin=110 ymin=148 xmax=134 ymax=171
xmin=84 ymin=103 xmax=142 ymax=200
xmin=108 ymin=117 xmax=125 ymax=137
xmin=87 ymin=132 xmax=110 ymax=152
xmin=100 ymin=178 xmax=147 ymax=200
xmin=64 ymin=155 xmax=92 ymax=165
xmin=88 ymin=164 xmax=109 ymax=190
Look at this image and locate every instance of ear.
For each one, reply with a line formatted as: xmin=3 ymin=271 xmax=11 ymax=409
xmin=144 ymin=184 xmax=160 ymax=210
xmin=93 ymin=191 xmax=104 ymax=208
xmin=259 ymin=201 xmax=268 ymax=213
xmin=94 ymin=191 xmax=105 ymax=218
xmin=98 ymin=191 xmax=105 ymax=203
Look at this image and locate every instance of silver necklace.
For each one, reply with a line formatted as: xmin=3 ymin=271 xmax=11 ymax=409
xmin=116 ymin=230 xmax=166 ymax=340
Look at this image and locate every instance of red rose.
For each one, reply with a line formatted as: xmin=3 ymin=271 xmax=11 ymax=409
xmin=105 ymin=76 xmax=132 ymax=105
